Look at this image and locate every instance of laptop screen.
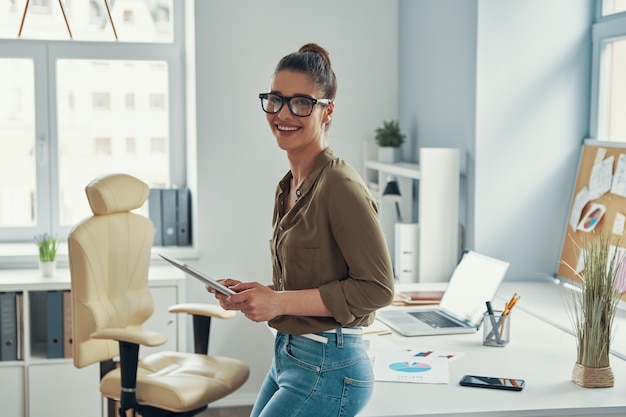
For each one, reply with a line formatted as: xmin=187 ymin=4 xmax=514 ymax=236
xmin=438 ymin=251 xmax=510 ymax=326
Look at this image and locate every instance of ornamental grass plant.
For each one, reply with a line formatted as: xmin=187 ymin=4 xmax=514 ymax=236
xmin=563 ymin=233 xmax=624 ymax=387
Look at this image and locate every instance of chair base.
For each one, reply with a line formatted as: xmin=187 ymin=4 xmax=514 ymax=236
xmin=134 ymin=404 xmax=208 ymax=417
xmin=113 ymin=401 xmax=207 ymax=417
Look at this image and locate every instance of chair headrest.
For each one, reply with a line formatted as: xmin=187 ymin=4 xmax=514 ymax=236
xmin=85 ymin=174 xmax=150 ymax=215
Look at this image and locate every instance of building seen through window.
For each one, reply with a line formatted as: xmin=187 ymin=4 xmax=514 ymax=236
xmin=0 ymin=0 xmax=183 ymax=243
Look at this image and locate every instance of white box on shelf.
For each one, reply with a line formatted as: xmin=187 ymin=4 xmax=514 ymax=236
xmin=394 ymin=223 xmax=419 ymax=284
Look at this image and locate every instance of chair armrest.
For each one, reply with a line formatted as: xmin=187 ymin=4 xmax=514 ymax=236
xmin=168 ymin=302 xmax=236 ymax=319
xmin=91 ymin=328 xmax=167 ymax=347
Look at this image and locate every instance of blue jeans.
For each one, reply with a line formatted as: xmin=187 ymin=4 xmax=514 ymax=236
xmin=250 ymin=329 xmax=374 ymax=417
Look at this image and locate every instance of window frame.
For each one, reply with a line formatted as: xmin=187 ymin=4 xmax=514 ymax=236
xmin=589 ymin=6 xmax=626 ymax=140
xmin=0 ymin=1 xmax=187 ymax=243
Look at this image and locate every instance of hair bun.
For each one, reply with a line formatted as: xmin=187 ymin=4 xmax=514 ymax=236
xmin=298 ymin=43 xmax=331 ymax=67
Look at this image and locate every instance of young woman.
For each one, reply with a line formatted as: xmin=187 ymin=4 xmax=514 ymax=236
xmin=211 ymin=43 xmax=394 ymax=417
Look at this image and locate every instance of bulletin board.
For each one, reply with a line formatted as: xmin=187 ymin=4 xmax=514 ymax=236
xmin=557 ymin=141 xmax=626 ymax=300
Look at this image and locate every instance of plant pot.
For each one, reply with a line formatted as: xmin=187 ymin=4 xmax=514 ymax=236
xmin=39 ymin=260 xmax=56 ymax=277
xmin=378 ymin=147 xmax=401 ymax=163
xmin=572 ymin=363 xmax=614 ymax=388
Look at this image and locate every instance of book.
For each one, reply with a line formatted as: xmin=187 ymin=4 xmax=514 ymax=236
xmin=393 ymin=290 xmax=444 ymax=306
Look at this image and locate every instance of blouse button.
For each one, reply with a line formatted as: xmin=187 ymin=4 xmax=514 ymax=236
xmin=296 ymin=190 xmax=301 ymax=196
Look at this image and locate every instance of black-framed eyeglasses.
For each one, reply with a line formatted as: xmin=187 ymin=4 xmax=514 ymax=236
xmin=259 ymin=93 xmax=332 ymax=117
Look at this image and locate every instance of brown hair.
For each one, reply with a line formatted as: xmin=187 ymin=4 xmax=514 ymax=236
xmin=274 ymin=43 xmax=337 ymax=100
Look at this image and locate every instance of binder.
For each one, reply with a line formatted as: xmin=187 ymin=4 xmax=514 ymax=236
xmin=148 ymin=188 xmax=163 ymax=246
xmin=161 ymin=188 xmax=178 ymax=246
xmin=46 ymin=291 xmax=64 ymax=359
xmin=176 ymin=187 xmax=191 ymax=246
xmin=62 ymin=291 xmax=73 ymax=358
xmin=16 ymin=293 xmax=23 ymax=360
xmin=0 ymin=292 xmax=18 ymax=361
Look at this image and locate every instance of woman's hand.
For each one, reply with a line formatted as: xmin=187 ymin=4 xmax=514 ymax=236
xmin=208 ymin=279 xmax=282 ymax=322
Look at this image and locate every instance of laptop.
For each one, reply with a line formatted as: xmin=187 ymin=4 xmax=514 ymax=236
xmin=158 ymin=253 xmax=236 ymax=296
xmin=376 ymin=251 xmax=510 ymax=336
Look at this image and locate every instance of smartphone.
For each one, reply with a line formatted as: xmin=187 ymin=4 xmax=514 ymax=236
xmin=459 ymin=375 xmax=525 ymax=391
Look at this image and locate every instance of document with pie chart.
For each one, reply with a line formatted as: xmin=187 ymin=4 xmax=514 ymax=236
xmin=373 ymin=345 xmax=460 ymax=384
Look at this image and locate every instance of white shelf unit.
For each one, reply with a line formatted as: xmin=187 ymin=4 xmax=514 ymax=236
xmin=364 ymin=147 xmax=460 ymax=283
xmin=364 ymin=160 xmax=420 ymax=282
xmin=0 ymin=265 xmax=186 ymax=417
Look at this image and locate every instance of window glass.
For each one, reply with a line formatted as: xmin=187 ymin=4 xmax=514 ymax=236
xmin=607 ymin=38 xmax=626 ymax=141
xmin=0 ymin=1 xmax=185 ymax=246
xmin=56 ymin=59 xmax=170 ymax=226
xmin=0 ymin=0 xmax=173 ymax=42
xmin=0 ymin=58 xmax=36 ymax=227
xmin=603 ymin=0 xmax=626 ymax=16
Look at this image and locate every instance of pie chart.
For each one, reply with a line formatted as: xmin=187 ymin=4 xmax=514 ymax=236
xmin=389 ymin=361 xmax=432 ymax=373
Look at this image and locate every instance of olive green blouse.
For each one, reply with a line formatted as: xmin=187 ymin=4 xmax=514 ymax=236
xmin=268 ymin=147 xmax=394 ymax=335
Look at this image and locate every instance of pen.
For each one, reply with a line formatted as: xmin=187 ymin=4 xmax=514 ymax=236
xmin=486 ymin=300 xmax=495 ymax=316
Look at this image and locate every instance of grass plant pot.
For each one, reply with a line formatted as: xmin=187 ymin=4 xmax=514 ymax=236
xmin=563 ymin=233 xmax=624 ymax=388
xmin=572 ymin=363 xmax=614 ymax=388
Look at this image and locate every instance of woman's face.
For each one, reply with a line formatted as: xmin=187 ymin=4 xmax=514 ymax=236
xmin=266 ymin=70 xmax=333 ymax=153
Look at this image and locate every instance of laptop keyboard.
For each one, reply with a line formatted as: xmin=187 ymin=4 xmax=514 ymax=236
xmin=409 ymin=310 xmax=464 ymax=328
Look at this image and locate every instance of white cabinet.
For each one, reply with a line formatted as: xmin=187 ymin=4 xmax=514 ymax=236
xmin=0 ymin=365 xmax=24 ymax=417
xmin=0 ymin=266 xmax=186 ymax=417
xmin=28 ymin=362 xmax=99 ymax=417
xmin=364 ymin=147 xmax=460 ymax=282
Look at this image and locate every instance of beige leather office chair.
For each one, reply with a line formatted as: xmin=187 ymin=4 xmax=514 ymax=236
xmin=68 ymin=173 xmax=249 ymax=417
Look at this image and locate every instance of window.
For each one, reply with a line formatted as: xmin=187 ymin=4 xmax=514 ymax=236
xmin=0 ymin=0 xmax=186 ymax=243
xmin=125 ymin=92 xmax=135 ymax=110
xmin=601 ymin=0 xmax=626 ymax=16
xmin=590 ymin=2 xmax=626 ymax=141
xmin=92 ymin=92 xmax=111 ymax=110
xmin=126 ymin=137 xmax=137 ymax=154
xmin=94 ymin=137 xmax=112 ymax=155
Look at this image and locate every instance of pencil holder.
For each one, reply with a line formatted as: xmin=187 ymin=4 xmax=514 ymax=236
xmin=482 ymin=310 xmax=510 ymax=347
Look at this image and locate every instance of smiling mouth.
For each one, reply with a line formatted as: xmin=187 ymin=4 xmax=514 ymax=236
xmin=277 ymin=124 xmax=300 ymax=132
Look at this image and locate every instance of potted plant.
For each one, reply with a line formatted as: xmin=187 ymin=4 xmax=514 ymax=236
xmin=375 ymin=120 xmax=405 ymax=163
xmin=35 ymin=233 xmax=58 ymax=277
xmin=564 ymin=233 xmax=624 ymax=387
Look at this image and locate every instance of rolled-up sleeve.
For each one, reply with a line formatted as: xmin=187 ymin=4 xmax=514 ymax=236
xmin=317 ymin=165 xmax=394 ymax=325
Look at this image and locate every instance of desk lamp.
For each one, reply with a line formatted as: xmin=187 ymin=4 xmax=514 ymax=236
xmin=382 ymin=176 xmax=403 ymax=222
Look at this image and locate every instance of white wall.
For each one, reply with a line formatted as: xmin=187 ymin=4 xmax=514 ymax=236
xmin=192 ymin=0 xmax=398 ymax=406
xmin=474 ymin=0 xmax=593 ymax=279
xmin=399 ymin=0 xmax=593 ymax=280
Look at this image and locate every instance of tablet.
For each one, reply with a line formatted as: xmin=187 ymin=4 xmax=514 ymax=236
xmin=158 ymin=253 xmax=236 ymax=296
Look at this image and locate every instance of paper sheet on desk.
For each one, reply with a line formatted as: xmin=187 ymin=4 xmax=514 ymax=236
xmin=372 ymin=341 xmax=463 ymax=384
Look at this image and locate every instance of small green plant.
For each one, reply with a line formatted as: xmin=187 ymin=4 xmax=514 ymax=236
xmin=374 ymin=120 xmax=405 ymax=148
xmin=34 ymin=233 xmax=58 ymax=262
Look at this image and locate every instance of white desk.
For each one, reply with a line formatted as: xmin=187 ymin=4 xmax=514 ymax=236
xmin=358 ymin=279 xmax=626 ymax=417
